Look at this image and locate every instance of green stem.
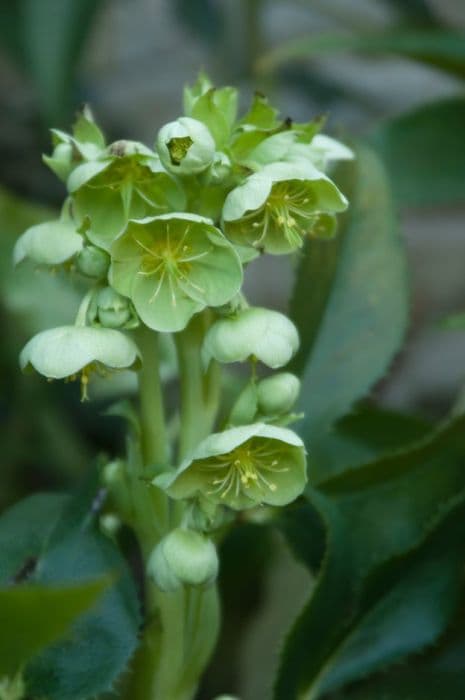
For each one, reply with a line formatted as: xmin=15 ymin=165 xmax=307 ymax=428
xmin=175 ymin=314 xmax=221 ymax=461
xmin=136 ymin=326 xmax=169 ymax=466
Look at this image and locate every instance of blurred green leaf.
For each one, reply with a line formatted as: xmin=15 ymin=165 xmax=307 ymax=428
xmin=0 ymin=0 xmax=103 ymax=123
xmin=26 ymin=471 xmax=141 ymax=700
xmin=370 ymin=97 xmax=465 ymax=207
xmin=257 ymin=30 xmax=465 ymax=79
xmin=0 ymin=492 xmax=67 ymax=584
xmin=291 ymin=146 xmax=408 ymax=452
xmin=309 ymin=404 xmax=430 ymax=484
xmin=276 ymin=415 xmax=465 ymax=699
xmin=0 ymin=577 xmax=109 ymax=678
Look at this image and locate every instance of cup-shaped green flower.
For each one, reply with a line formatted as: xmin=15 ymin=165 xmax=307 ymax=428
xmin=156 ymin=117 xmax=215 ymax=175
xmin=223 ymin=161 xmax=347 ymax=254
xmin=257 ymin=372 xmax=301 ymax=416
xmin=20 ymin=326 xmax=140 ymax=400
xmin=203 ymin=308 xmax=299 ymax=369
xmin=109 ymin=213 xmax=243 ymax=332
xmin=68 ymin=142 xmax=185 ymax=251
xmin=13 ymin=217 xmax=83 ymax=267
xmin=147 ymin=528 xmax=219 ymax=593
xmin=155 ymin=423 xmax=306 ymax=510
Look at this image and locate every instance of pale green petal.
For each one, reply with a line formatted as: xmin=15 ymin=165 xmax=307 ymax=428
xmin=67 ymin=160 xmax=110 ymax=192
xmin=14 ymin=220 xmax=83 ymax=266
xmin=132 ymin=272 xmax=203 ymax=332
xmin=203 ymin=308 xmax=299 ymax=369
xmin=222 ymin=174 xmax=272 ymax=222
xmin=20 ymin=326 xmax=140 ymax=379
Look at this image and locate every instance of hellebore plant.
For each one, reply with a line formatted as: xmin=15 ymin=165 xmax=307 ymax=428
xmin=12 ymin=74 xmax=352 ymax=700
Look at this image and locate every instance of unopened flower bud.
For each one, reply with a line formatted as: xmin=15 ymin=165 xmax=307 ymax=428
xmin=156 ymin=117 xmax=215 ymax=175
xmin=99 ymin=513 xmax=122 ymax=539
xmin=94 ymin=287 xmax=132 ymax=328
xmin=257 ymin=372 xmax=300 ymax=416
xmin=102 ymin=459 xmax=125 ymax=487
xmin=208 ymin=151 xmax=231 ymax=184
xmin=147 ymin=528 xmax=219 ymax=593
xmin=76 ymin=245 xmax=110 ymax=279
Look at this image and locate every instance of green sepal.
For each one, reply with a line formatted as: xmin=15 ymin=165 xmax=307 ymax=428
xmin=13 ymin=218 xmax=83 ymax=267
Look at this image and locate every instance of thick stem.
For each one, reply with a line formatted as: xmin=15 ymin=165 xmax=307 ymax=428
xmin=175 ymin=315 xmax=221 ymax=461
xmin=136 ymin=326 xmax=169 ymax=467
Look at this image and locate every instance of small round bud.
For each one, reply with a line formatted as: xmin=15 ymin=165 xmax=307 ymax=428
xmin=99 ymin=513 xmax=122 ymax=539
xmin=102 ymin=459 xmax=125 ymax=487
xmin=76 ymin=245 xmax=110 ymax=279
xmin=156 ymin=117 xmax=215 ymax=175
xmin=257 ymin=372 xmax=300 ymax=416
xmin=95 ymin=287 xmax=132 ymax=328
xmin=208 ymin=151 xmax=231 ymax=184
xmin=147 ymin=528 xmax=219 ymax=593
xmin=213 ymin=696 xmax=241 ymax=700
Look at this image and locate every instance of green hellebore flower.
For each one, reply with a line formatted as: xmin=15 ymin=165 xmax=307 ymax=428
xmin=147 ymin=528 xmax=219 ymax=593
xmin=203 ymin=308 xmax=299 ymax=369
xmin=156 ymin=117 xmax=215 ymax=175
xmin=20 ymin=326 xmax=140 ymax=400
xmin=68 ymin=142 xmax=185 ymax=251
xmin=109 ymin=213 xmax=243 ymax=333
xmin=222 ymin=161 xmax=348 ymax=254
xmin=155 ymin=423 xmax=307 ymax=511
xmin=257 ymin=372 xmax=301 ymax=416
xmin=13 ymin=218 xmax=83 ymax=267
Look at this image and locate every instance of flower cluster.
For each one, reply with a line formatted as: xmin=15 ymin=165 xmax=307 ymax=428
xmin=15 ymin=75 xmax=352 ymax=592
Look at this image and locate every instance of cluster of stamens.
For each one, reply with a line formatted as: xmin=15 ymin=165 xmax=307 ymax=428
xmin=200 ymin=439 xmax=290 ymax=501
xmin=240 ymin=181 xmax=318 ymax=248
xmin=64 ymin=362 xmax=108 ymax=401
xmin=134 ymin=224 xmax=212 ymax=306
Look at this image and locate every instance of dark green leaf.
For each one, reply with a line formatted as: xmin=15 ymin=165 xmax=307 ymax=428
xmin=276 ymin=415 xmax=465 ymax=699
xmin=370 ymin=97 xmax=465 ymax=206
xmin=0 ymin=493 xmax=67 ymax=585
xmin=292 ymin=146 xmax=408 ymax=450
xmin=0 ymin=578 xmax=109 ymax=677
xmin=257 ymin=31 xmax=465 ymax=80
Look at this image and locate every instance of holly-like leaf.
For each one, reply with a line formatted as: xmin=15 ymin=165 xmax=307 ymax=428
xmin=276 ymin=415 xmax=465 ymax=699
xmin=291 ymin=146 xmax=408 ymax=453
xmin=0 ymin=578 xmax=109 ymax=678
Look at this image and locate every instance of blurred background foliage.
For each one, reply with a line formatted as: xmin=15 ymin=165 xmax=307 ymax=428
xmin=1 ymin=1 xmax=465 ymax=698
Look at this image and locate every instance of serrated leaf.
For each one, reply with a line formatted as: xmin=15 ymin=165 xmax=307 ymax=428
xmin=0 ymin=577 xmax=109 ymax=677
xmin=292 ymin=145 xmax=408 ymax=451
xmin=276 ymin=415 xmax=465 ymax=699
xmin=25 ymin=471 xmax=140 ymax=700
xmin=370 ymin=97 xmax=465 ymax=206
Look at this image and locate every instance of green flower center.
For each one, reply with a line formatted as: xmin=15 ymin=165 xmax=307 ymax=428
xmin=231 ymin=181 xmax=323 ymax=249
xmin=199 ymin=439 xmax=290 ymax=501
xmin=134 ymin=224 xmax=212 ymax=305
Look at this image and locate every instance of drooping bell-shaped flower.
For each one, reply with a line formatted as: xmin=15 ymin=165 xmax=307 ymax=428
xmin=20 ymin=326 xmax=140 ymax=400
xmin=155 ymin=423 xmax=307 ymax=511
xmin=109 ymin=213 xmax=243 ymax=332
xmin=223 ymin=161 xmax=347 ymax=254
xmin=203 ymin=308 xmax=299 ymax=369
xmin=13 ymin=201 xmax=83 ymax=268
xmin=68 ymin=140 xmax=185 ymax=251
xmin=256 ymin=372 xmax=301 ymax=416
xmin=147 ymin=528 xmax=219 ymax=592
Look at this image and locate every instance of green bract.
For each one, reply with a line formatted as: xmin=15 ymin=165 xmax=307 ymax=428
xmin=156 ymin=117 xmax=215 ymax=175
xmin=109 ymin=214 xmax=243 ymax=332
xmin=222 ymin=161 xmax=348 ymax=254
xmin=147 ymin=528 xmax=219 ymax=592
xmin=68 ymin=142 xmax=184 ymax=251
xmin=155 ymin=423 xmax=307 ymax=510
xmin=20 ymin=326 xmax=140 ymax=399
xmin=13 ymin=218 xmax=83 ymax=267
xmin=203 ymin=308 xmax=299 ymax=369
